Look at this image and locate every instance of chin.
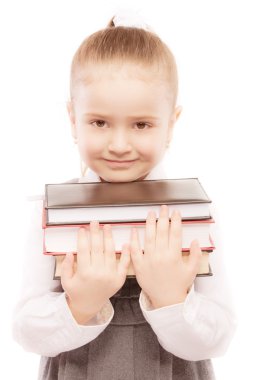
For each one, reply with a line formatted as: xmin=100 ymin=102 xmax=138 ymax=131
xmin=99 ymin=170 xmax=149 ymax=183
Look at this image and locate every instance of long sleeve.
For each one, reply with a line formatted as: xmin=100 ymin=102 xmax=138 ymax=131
xmin=12 ymin=198 xmax=114 ymax=357
xmin=139 ymin=205 xmax=237 ymax=361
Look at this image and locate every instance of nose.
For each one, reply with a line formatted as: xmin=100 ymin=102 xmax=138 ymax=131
xmin=108 ymin=129 xmax=132 ymax=155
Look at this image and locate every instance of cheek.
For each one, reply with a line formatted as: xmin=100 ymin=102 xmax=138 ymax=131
xmin=78 ymin=134 xmax=104 ymax=157
xmin=136 ymin=136 xmax=166 ymax=158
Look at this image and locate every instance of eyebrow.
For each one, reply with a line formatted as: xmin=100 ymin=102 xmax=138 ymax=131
xmin=83 ymin=113 xmax=161 ymax=121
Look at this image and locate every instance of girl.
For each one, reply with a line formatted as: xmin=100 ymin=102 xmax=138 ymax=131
xmin=13 ymin=14 xmax=236 ymax=380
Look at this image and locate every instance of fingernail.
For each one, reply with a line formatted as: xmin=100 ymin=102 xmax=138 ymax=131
xmin=131 ymin=227 xmax=137 ymax=237
xmin=172 ymin=210 xmax=181 ymax=219
xmin=191 ymin=240 xmax=200 ymax=250
xmin=90 ymin=220 xmax=99 ymax=227
xmin=194 ymin=239 xmax=200 ymax=247
xmin=147 ymin=211 xmax=156 ymax=219
xmin=160 ymin=205 xmax=168 ymax=215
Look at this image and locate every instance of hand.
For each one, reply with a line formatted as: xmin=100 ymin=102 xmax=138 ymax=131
xmin=61 ymin=221 xmax=130 ymax=323
xmin=129 ymin=205 xmax=202 ymax=308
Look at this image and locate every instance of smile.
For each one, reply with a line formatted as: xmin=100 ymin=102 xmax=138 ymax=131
xmin=104 ymin=159 xmax=138 ymax=168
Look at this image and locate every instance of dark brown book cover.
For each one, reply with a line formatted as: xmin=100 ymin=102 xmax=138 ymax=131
xmin=45 ymin=178 xmax=211 ymax=209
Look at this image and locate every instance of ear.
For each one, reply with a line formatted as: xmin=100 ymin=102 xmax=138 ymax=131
xmin=171 ymin=105 xmax=182 ymax=125
xmin=66 ymin=100 xmax=77 ymax=140
xmin=166 ymin=105 xmax=183 ymax=145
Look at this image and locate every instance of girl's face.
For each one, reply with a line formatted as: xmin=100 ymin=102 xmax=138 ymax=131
xmin=69 ymin=63 xmax=180 ymax=182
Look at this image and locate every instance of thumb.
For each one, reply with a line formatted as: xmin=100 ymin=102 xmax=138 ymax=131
xmin=117 ymin=244 xmax=131 ymax=277
xmin=188 ymin=240 xmax=202 ymax=275
xmin=61 ymin=253 xmax=75 ymax=286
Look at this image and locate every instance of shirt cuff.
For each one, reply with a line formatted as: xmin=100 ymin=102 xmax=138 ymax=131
xmin=139 ymin=284 xmax=201 ymax=327
xmin=59 ymin=293 xmax=114 ymax=328
xmin=28 ymin=294 xmax=115 ymax=357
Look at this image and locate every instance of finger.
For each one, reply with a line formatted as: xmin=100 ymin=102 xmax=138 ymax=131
xmin=117 ymin=243 xmax=131 ymax=277
xmin=89 ymin=220 xmax=104 ymax=266
xmin=155 ymin=205 xmax=170 ymax=254
xmin=188 ymin=239 xmax=202 ymax=275
xmin=130 ymin=227 xmax=143 ymax=268
xmin=76 ymin=227 xmax=91 ymax=269
xmin=61 ymin=253 xmax=74 ymax=288
xmin=103 ymin=224 xmax=116 ymax=263
xmin=167 ymin=209 xmax=182 ymax=258
xmin=144 ymin=211 xmax=156 ymax=257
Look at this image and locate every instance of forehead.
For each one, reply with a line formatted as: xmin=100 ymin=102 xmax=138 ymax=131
xmin=72 ymin=62 xmax=174 ymax=111
xmin=77 ymin=61 xmax=165 ymax=83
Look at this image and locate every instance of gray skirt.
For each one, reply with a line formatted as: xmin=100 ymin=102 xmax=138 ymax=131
xmin=39 ymin=277 xmax=215 ymax=379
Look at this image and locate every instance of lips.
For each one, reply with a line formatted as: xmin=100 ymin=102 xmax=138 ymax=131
xmin=105 ymin=159 xmax=137 ymax=163
xmin=104 ymin=159 xmax=138 ymax=168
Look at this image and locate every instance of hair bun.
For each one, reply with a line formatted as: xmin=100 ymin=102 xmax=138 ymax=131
xmin=108 ymin=9 xmax=151 ymax=31
xmin=107 ymin=17 xmax=115 ymax=28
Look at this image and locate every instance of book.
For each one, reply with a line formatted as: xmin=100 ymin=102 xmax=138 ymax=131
xmin=44 ymin=178 xmax=212 ymax=225
xmin=53 ymin=251 xmax=213 ymax=279
xmin=42 ymin=178 xmax=215 ymax=280
xmin=43 ymin=219 xmax=215 ymax=255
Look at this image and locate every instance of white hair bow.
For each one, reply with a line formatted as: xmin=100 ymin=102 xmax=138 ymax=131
xmin=113 ymin=9 xmax=151 ymax=31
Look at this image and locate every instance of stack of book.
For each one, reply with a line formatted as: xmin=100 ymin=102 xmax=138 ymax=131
xmin=42 ymin=178 xmax=215 ymax=279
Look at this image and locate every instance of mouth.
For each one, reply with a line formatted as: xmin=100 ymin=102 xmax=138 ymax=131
xmin=103 ymin=159 xmax=138 ymax=168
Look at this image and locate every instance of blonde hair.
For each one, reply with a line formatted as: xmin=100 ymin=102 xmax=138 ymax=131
xmin=70 ymin=19 xmax=178 ymax=104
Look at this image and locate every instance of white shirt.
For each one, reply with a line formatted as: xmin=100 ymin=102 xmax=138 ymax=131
xmin=12 ymin=164 xmax=237 ymax=360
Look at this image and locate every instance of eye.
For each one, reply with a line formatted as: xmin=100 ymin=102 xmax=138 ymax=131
xmin=135 ymin=122 xmax=149 ymax=130
xmin=91 ymin=120 xmax=107 ymax=128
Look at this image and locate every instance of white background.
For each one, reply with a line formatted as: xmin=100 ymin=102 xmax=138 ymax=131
xmin=1 ymin=1 xmax=252 ymax=379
